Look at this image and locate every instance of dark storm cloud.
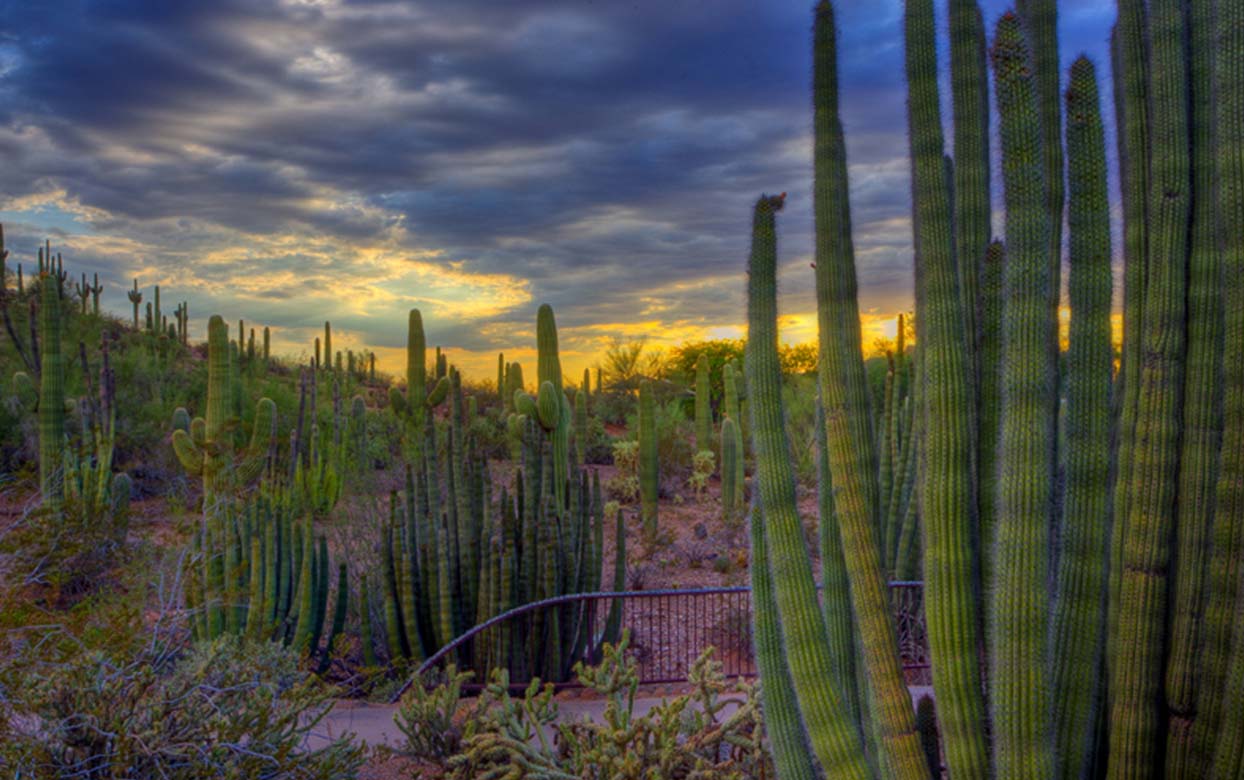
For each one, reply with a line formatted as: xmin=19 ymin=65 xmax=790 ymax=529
xmin=0 ymin=0 xmax=1118 ymax=371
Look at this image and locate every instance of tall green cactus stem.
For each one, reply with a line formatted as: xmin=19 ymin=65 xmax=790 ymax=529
xmin=905 ymin=0 xmax=988 ymax=773
xmin=1165 ymin=1 xmax=1222 ymax=774
xmin=815 ymin=385 xmax=861 ymax=733
xmin=263 ymin=327 xmax=270 ymax=364
xmin=1052 ymin=57 xmax=1113 ymax=780
xmin=747 ymin=192 xmax=871 ymax=779
xmin=950 ymin=0 xmax=989 ymax=398
xmin=323 ymin=322 xmax=332 ymax=372
xmin=812 ymin=4 xmax=928 ymax=776
xmin=318 ymin=563 xmax=348 ymax=674
xmin=638 ymin=380 xmax=658 ymax=539
xmin=574 ymin=389 xmax=588 ymax=467
xmin=601 ymin=509 xmax=626 ymax=648
xmin=314 ymin=337 xmax=321 ymax=371
xmin=536 ymin=304 xmax=570 ymax=507
xmin=720 ymin=417 xmax=738 ymax=528
xmin=1187 ymin=0 xmax=1243 ymax=770
xmin=723 ymin=361 xmax=745 ymax=501
xmin=749 ymin=500 xmax=817 ymax=780
xmin=37 ymin=269 xmax=65 ymax=512
xmin=989 ymin=15 xmax=1055 ymax=777
xmin=1016 ymin=0 xmax=1063 ymax=412
xmin=694 ymin=353 xmax=711 ymax=453
xmin=978 ymin=239 xmax=1004 ymax=587
xmin=1107 ymin=1 xmax=1151 ymax=696
xmin=497 ymin=353 xmax=505 ymax=398
xmin=1108 ymin=0 xmax=1190 ymax=772
xmin=389 ymin=309 xmax=448 ymax=467
xmin=582 ymin=367 xmax=591 ymax=410
xmin=153 ymin=285 xmax=161 ymax=337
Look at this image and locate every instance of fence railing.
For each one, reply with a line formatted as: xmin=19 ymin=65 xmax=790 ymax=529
xmin=395 ymin=582 xmax=926 ymax=701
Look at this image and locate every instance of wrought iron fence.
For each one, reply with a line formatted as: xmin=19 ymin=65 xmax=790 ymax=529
xmin=397 ymin=581 xmax=926 ymax=700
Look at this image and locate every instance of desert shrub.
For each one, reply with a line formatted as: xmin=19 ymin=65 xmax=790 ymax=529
xmin=441 ymin=632 xmax=773 ymax=779
xmin=0 ymin=632 xmax=364 ymax=779
xmin=689 ymin=449 xmax=715 ymax=500
xmin=606 ymin=440 xmax=640 ymax=503
xmin=395 ymin=665 xmax=479 ymax=766
xmin=592 ymin=388 xmax=634 ymax=426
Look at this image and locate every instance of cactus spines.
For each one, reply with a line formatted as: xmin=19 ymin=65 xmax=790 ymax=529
xmin=904 ymin=0 xmax=988 ymax=772
xmin=988 ymin=14 xmax=1055 ymax=776
xmin=812 ymin=4 xmax=929 ymax=777
xmin=746 ymin=191 xmax=871 ymax=778
xmin=1051 ymin=56 xmax=1113 ymax=780
xmin=638 ymin=380 xmax=658 ymax=539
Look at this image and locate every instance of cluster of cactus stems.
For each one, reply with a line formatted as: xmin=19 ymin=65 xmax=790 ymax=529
xmin=746 ymin=1 xmax=1244 ymax=778
xmin=171 ymin=315 xmax=349 ymax=665
xmin=373 ymin=304 xmax=621 ymax=681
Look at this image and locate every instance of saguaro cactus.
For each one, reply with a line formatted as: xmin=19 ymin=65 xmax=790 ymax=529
xmin=171 ymin=316 xmax=276 ymax=509
xmin=37 ymin=269 xmax=66 ymax=512
xmin=694 ymin=353 xmax=711 ymax=453
xmin=389 ymin=310 xmax=448 ymax=465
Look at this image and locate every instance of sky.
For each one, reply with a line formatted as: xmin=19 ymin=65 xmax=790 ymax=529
xmin=0 ymin=0 xmax=1118 ymax=381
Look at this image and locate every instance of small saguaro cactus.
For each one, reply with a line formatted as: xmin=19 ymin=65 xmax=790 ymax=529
xmin=389 ymin=309 xmax=449 ymax=465
xmin=638 ymin=380 xmax=658 ymax=538
xmin=171 ymin=315 xmax=277 ymax=509
xmin=694 ymin=353 xmax=712 ymax=453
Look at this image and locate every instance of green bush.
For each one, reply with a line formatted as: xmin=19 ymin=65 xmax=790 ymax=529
xmin=0 ymin=633 xmax=365 ymax=779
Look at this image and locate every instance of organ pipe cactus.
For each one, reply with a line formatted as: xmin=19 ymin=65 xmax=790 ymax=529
xmin=810 ymin=3 xmax=929 ymax=776
xmin=904 ymin=0 xmax=988 ymax=772
xmin=745 ymin=192 xmax=872 ymax=778
xmin=1188 ymin=0 xmax=1244 ymax=771
xmin=988 ymin=15 xmax=1056 ymax=776
xmin=1108 ymin=0 xmax=1191 ymax=772
xmin=749 ymin=500 xmax=817 ymax=780
xmin=1164 ymin=1 xmax=1222 ymax=775
xmin=1051 ymin=56 xmax=1113 ymax=780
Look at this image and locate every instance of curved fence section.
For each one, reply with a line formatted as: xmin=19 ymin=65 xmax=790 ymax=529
xmin=396 ymin=581 xmax=926 ymax=700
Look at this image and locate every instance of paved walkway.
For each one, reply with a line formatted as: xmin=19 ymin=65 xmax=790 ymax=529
xmin=307 ymin=685 xmax=935 ymax=750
